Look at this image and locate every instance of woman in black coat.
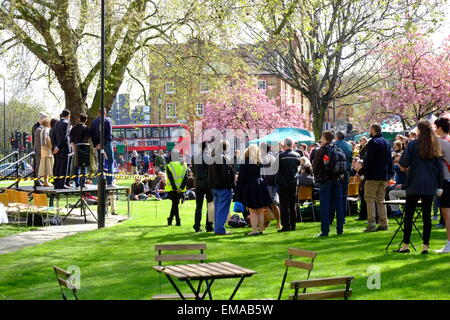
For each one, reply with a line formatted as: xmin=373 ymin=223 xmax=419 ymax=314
xmin=396 ymin=120 xmax=444 ymax=254
xmin=235 ymin=144 xmax=272 ymax=236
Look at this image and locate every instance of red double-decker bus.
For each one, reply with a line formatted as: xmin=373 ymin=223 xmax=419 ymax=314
xmin=112 ymin=123 xmax=191 ymax=156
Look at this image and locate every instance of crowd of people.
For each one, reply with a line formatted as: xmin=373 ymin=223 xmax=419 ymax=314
xmin=31 ymin=109 xmax=116 ymax=190
xmin=144 ymin=117 xmax=450 ymax=254
xmin=35 ymin=108 xmax=449 ymax=253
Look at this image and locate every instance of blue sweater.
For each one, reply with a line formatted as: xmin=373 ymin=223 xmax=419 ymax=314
xmin=335 ymin=139 xmax=353 ymax=172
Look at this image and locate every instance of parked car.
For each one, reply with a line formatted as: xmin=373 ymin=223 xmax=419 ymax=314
xmin=0 ymin=162 xmax=34 ymax=177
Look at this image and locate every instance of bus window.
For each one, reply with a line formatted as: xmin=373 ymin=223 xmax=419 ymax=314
xmin=162 ymin=127 xmax=170 ymax=138
xmin=112 ymin=128 xmax=125 ymax=139
xmin=126 ymin=128 xmax=143 ymax=139
xmin=170 ymin=127 xmax=180 ymax=137
xmin=144 ymin=127 xmax=153 ymax=138
xmin=152 ymin=128 xmax=161 ymax=138
xmin=170 ymin=127 xmax=187 ymax=138
xmin=147 ymin=140 xmax=159 ymax=146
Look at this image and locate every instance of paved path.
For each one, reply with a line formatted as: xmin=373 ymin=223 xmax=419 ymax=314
xmin=0 ymin=213 xmax=127 ymax=254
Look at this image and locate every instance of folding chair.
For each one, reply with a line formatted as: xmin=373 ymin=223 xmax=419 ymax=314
xmin=5 ymin=189 xmax=17 ymax=205
xmin=278 ymin=248 xmax=317 ymax=300
xmin=290 ymin=276 xmax=354 ymax=300
xmin=297 ymin=186 xmax=316 ymax=222
xmin=347 ymin=182 xmax=360 ymax=216
xmin=10 ymin=191 xmax=32 ymax=226
xmin=32 ymin=193 xmax=58 ymax=226
xmin=152 ymin=243 xmax=208 ymax=300
xmin=0 ymin=192 xmax=20 ymax=223
xmin=53 ymin=266 xmax=79 ymax=300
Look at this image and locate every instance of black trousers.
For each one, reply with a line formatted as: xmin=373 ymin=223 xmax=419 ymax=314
xmin=33 ymin=153 xmax=41 ymax=186
xmin=279 ymin=185 xmax=297 ymax=230
xmin=359 ymin=188 xmax=368 ymax=220
xmin=53 ymin=151 xmax=69 ymax=189
xmin=403 ymin=194 xmax=433 ymax=246
xmin=194 ymin=186 xmax=213 ymax=231
xmin=168 ymin=192 xmax=182 ymax=223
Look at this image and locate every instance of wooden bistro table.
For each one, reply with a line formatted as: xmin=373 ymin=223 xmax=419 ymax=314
xmin=153 ymin=262 xmax=257 ymax=300
xmin=383 ymin=199 xmax=423 ymax=251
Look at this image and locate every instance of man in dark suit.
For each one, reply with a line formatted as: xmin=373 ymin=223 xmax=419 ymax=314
xmin=70 ymin=113 xmax=90 ymax=188
xmin=52 ymin=109 xmax=72 ymax=189
xmin=90 ymin=110 xmax=115 ymax=187
xmin=275 ymin=137 xmax=301 ymax=232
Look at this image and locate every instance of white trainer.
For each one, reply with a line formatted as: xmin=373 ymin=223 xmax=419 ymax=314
xmin=434 ymin=244 xmax=450 ymax=254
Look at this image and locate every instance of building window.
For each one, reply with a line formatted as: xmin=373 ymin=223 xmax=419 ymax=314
xmin=166 ymin=103 xmax=176 ymax=118
xmin=199 ymin=82 xmax=209 ymax=93
xmin=196 ymin=103 xmax=204 ymax=117
xmin=165 ymin=82 xmax=175 ymax=94
xmin=257 ymin=80 xmax=267 ymax=90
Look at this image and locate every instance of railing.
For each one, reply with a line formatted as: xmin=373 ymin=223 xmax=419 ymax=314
xmin=0 ymin=151 xmax=35 ymax=189
xmin=0 ymin=151 xmax=19 ymax=166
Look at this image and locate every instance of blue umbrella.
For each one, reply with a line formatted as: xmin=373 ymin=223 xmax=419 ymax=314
xmin=249 ymin=127 xmax=315 ymax=145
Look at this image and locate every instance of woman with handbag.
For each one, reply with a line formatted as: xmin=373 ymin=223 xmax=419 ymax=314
xmin=39 ymin=118 xmax=54 ymax=187
xmin=235 ymin=144 xmax=272 ymax=236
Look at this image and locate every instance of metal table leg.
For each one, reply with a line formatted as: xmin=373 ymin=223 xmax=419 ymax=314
xmin=165 ymin=274 xmax=186 ymax=300
xmin=386 ymin=215 xmax=404 ymax=250
xmin=201 ymin=279 xmax=214 ymax=300
xmin=127 ymin=190 xmax=131 ymax=219
xmin=229 ymin=276 xmax=246 ymax=300
xmin=186 ymin=279 xmax=204 ymax=300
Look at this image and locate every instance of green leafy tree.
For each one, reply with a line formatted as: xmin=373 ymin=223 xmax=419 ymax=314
xmin=243 ymin=0 xmax=446 ymax=139
xmin=0 ymin=0 xmax=223 ymax=121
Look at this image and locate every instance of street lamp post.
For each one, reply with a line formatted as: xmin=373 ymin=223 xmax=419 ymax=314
xmin=97 ymin=0 xmax=107 ymax=229
xmin=157 ymin=95 xmax=163 ymax=150
xmin=1 ymin=76 xmax=5 ymax=154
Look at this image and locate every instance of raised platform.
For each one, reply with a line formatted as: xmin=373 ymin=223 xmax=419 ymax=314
xmin=11 ymin=184 xmax=130 ymax=195
xmin=9 ymin=184 xmax=131 ymax=220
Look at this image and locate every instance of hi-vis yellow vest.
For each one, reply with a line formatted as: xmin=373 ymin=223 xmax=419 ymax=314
xmin=165 ymin=161 xmax=187 ymax=192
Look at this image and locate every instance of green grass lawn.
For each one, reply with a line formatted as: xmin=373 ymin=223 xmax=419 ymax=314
xmin=0 ymin=225 xmax=37 ymax=238
xmin=0 ymin=194 xmax=449 ymax=300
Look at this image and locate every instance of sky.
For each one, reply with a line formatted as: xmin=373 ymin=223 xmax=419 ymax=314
xmin=0 ymin=6 xmax=449 ymax=118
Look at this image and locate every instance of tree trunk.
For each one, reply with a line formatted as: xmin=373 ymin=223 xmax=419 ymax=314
xmin=53 ymin=64 xmax=85 ymax=122
xmin=311 ymin=99 xmax=328 ymax=141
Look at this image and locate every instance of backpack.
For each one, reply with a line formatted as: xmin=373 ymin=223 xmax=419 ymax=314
xmin=323 ymin=144 xmax=347 ymax=178
xmin=27 ymin=213 xmax=43 ymax=226
xmin=228 ymin=214 xmax=248 ymax=228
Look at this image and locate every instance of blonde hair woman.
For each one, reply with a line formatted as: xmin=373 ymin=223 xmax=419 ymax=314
xmin=235 ymin=144 xmax=272 ymax=235
xmin=38 ymin=118 xmax=54 ymax=187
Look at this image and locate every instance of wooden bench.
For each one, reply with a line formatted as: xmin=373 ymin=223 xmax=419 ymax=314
xmin=278 ymin=248 xmax=317 ymax=300
xmin=289 ymin=276 xmax=354 ymax=300
xmin=152 ymin=243 xmax=207 ymax=300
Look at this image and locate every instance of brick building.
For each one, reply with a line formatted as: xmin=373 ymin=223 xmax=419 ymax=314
xmin=147 ymin=42 xmax=313 ymax=132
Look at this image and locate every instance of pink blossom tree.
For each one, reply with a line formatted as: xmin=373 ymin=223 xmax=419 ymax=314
xmin=204 ymin=77 xmax=305 ymax=135
xmin=366 ymin=33 xmax=450 ymax=129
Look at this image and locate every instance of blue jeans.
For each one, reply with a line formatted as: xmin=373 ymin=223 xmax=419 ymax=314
xmin=319 ymin=180 xmax=345 ymax=235
xmin=74 ymin=166 xmax=88 ymax=188
xmin=104 ymin=141 xmax=114 ymax=185
xmin=212 ymin=188 xmax=232 ymax=234
xmin=330 ymin=174 xmax=349 ymax=224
